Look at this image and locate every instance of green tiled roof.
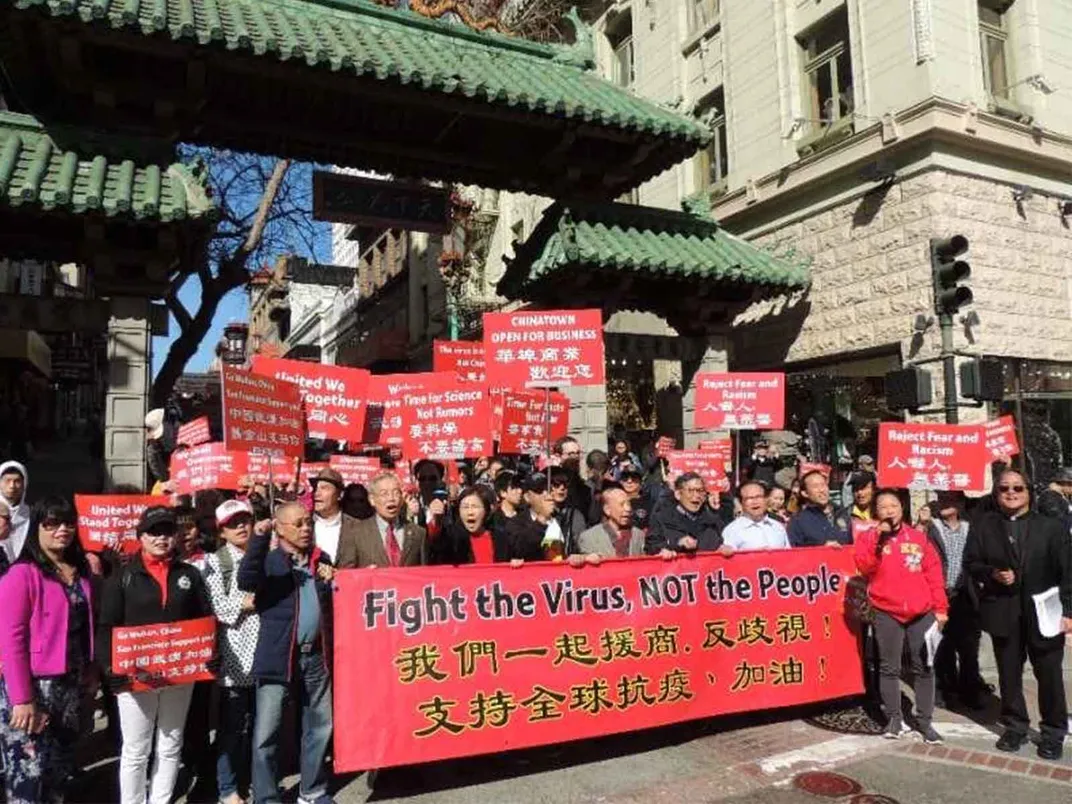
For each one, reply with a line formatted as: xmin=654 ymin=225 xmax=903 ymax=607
xmin=0 ymin=111 xmax=215 ymax=221
xmin=499 ymin=201 xmax=811 ymax=298
xmin=7 ymin=0 xmax=709 ymax=147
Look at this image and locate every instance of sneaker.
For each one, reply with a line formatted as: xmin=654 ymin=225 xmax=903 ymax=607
xmin=995 ymin=731 xmax=1028 ymax=753
xmin=1037 ymin=740 xmax=1064 ymax=761
xmin=920 ymin=725 xmax=944 ymax=744
xmin=883 ymin=720 xmax=911 ymax=740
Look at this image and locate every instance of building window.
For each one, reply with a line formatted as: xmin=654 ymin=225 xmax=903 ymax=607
xmin=979 ymin=1 xmax=1010 ymax=98
xmin=607 ymin=11 xmax=634 ymax=88
xmin=695 ymin=88 xmax=729 ymax=191
xmin=689 ymin=0 xmax=720 ymax=33
xmin=799 ymin=10 xmax=854 ymax=130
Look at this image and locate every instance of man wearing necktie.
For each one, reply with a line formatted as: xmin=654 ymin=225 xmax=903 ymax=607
xmin=336 ymin=472 xmax=427 ymax=569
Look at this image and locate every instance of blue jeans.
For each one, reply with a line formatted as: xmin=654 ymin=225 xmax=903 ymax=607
xmin=215 ymin=686 xmax=255 ymax=799
xmin=252 ymin=653 xmax=333 ymax=804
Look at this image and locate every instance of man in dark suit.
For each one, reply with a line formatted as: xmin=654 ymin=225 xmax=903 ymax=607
xmin=964 ymin=468 xmax=1072 ymax=760
xmin=335 ymin=471 xmax=426 ymax=568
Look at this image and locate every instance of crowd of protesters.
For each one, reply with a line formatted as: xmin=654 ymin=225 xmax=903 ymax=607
xmin=0 ymin=435 xmax=1067 ymax=803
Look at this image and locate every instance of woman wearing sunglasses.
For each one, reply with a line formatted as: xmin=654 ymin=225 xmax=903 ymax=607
xmin=0 ymin=497 xmax=95 ymax=803
xmin=97 ymin=505 xmax=213 ymax=804
xmin=964 ymin=468 xmax=1072 ymax=761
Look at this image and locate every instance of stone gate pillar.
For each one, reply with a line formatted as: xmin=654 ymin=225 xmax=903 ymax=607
xmin=104 ymin=296 xmax=152 ymax=490
xmin=682 ymin=335 xmax=730 ymax=448
xmin=564 ymin=383 xmax=607 ymax=456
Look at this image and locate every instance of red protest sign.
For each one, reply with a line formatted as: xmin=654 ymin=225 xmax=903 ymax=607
xmin=169 ymin=443 xmax=243 ymax=494
xmin=877 ymin=422 xmax=987 ymax=491
xmin=251 ymin=356 xmax=370 ymax=443
xmin=221 ymin=366 xmax=304 ymax=457
xmin=329 ymin=455 xmax=384 ymax=486
xmin=333 ymin=548 xmax=862 ymax=771
xmin=245 ymin=454 xmax=300 ymax=485
xmin=798 ymin=462 xmax=832 ymax=479
xmin=667 ymin=450 xmax=730 ymax=493
xmin=433 ymin=340 xmax=486 ymax=383
xmin=489 ymin=389 xmax=505 ymax=442
xmin=698 ymin=439 xmax=734 ymax=465
xmin=75 ymin=495 xmax=169 ymax=552
xmin=655 ymin=436 xmax=676 ymax=458
xmin=694 ymin=372 xmax=785 ymax=430
xmin=111 ymin=616 xmax=217 ymax=692
xmin=176 ymin=416 xmax=211 ymax=448
xmin=363 ymin=373 xmax=455 ymax=446
xmin=483 ymin=308 xmax=604 ymax=388
xmin=394 ymin=459 xmax=416 ymax=493
xmin=498 ymin=391 xmax=570 ymax=454
xmin=984 ymin=415 xmax=1020 ymax=461
xmin=401 ymin=382 xmax=493 ymax=460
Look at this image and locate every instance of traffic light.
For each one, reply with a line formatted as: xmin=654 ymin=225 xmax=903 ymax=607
xmin=885 ymin=367 xmax=933 ymax=412
xmin=960 ymin=358 xmax=1005 ymax=402
xmin=930 ymin=235 xmax=972 ymax=315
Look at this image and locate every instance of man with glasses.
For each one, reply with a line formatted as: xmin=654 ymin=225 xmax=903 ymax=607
xmin=646 ymin=472 xmax=731 ymax=556
xmin=964 ymin=469 xmax=1072 ymax=761
xmin=552 ymin=437 xmax=592 ymax=519
xmin=549 ymin=467 xmax=586 ymax=556
xmin=722 ymin=481 xmax=790 ymax=551
xmin=335 ymin=472 xmax=427 ymax=569
xmin=238 ymin=501 xmax=335 ymax=804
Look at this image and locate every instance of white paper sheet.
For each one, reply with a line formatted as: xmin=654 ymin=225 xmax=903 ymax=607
xmin=925 ymin=620 xmax=943 ymax=668
xmin=1032 ymin=586 xmax=1063 ymax=638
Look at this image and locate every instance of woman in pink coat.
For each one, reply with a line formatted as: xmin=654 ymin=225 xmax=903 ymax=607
xmin=0 ymin=496 xmax=96 ymax=804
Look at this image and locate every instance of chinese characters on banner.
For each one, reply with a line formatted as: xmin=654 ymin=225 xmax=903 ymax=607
xmin=984 ymin=415 xmax=1020 ymax=461
xmin=877 ymin=422 xmax=987 ymax=491
xmin=667 ymin=450 xmax=730 ymax=493
xmin=401 ymin=383 xmax=492 ymax=459
xmin=332 ymin=548 xmax=862 ymax=771
xmin=483 ymin=309 xmax=605 ymax=388
xmin=221 ymin=366 xmax=304 ymax=458
xmin=694 ymin=373 xmax=785 ymax=430
xmin=362 ymin=373 xmax=453 ymax=446
xmin=75 ymin=495 xmax=169 ymax=552
xmin=499 ymin=391 xmax=570 ymax=454
xmin=433 ymin=340 xmax=486 ymax=383
xmin=329 ymin=455 xmax=384 ymax=487
xmin=655 ymin=436 xmax=676 ymax=458
xmin=111 ymin=616 xmax=217 ymax=692
xmin=251 ymin=356 xmax=370 ymax=442
xmin=169 ymin=443 xmax=242 ymax=494
xmin=175 ymin=416 xmax=211 ymax=448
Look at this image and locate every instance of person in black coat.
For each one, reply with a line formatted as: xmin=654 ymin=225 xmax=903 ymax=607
xmin=427 ymin=487 xmax=499 ymax=565
xmin=963 ymin=469 xmax=1072 ymax=761
xmin=645 ymin=472 xmax=731 ymax=556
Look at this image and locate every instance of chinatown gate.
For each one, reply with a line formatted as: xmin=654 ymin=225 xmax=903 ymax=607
xmin=0 ymin=0 xmax=805 ymax=484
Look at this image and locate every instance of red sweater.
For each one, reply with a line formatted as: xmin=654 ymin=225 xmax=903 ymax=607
xmin=854 ymin=523 xmax=947 ymax=623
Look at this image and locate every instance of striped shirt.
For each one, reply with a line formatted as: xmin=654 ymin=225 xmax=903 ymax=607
xmin=934 ymin=518 xmax=970 ymax=589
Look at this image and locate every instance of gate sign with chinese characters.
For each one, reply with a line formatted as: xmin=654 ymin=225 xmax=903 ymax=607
xmin=332 ymin=547 xmax=862 ymax=771
xmin=221 ymin=366 xmax=304 ymax=458
xmin=251 ymin=356 xmax=371 ymax=443
xmin=667 ymin=450 xmax=730 ymax=493
xmin=983 ymin=415 xmax=1020 ymax=462
xmin=401 ymin=382 xmax=493 ymax=459
xmin=498 ymin=390 xmax=570 ymax=454
xmin=877 ymin=422 xmax=987 ymax=491
xmin=312 ymin=172 xmax=451 ymax=233
xmin=433 ymin=340 xmax=486 ymax=383
xmin=482 ymin=309 xmax=605 ymax=388
xmin=694 ymin=373 xmax=785 ymax=430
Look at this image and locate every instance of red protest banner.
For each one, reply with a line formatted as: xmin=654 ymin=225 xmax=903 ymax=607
xmin=111 ymin=616 xmax=217 ymax=692
xmin=363 ymin=373 xmax=455 ymax=446
xmin=489 ymin=389 xmax=505 ymax=442
xmin=394 ymin=459 xmax=416 ymax=493
xmin=245 ymin=454 xmax=300 ymax=485
xmin=401 ymin=381 xmax=493 ymax=460
xmin=433 ymin=340 xmax=486 ymax=383
xmin=221 ymin=366 xmax=304 ymax=457
xmin=667 ymin=450 xmax=730 ymax=493
xmin=655 ymin=436 xmax=676 ymax=458
xmin=483 ymin=309 xmax=605 ymax=388
xmin=698 ymin=438 xmax=734 ymax=465
xmin=330 ymin=455 xmax=384 ymax=487
xmin=499 ymin=391 xmax=570 ymax=454
xmin=877 ymin=422 xmax=987 ymax=491
xmin=169 ymin=443 xmax=243 ymax=494
xmin=251 ymin=356 xmax=370 ymax=443
xmin=75 ymin=494 xmax=169 ymax=552
xmin=984 ymin=415 xmax=1020 ymax=462
xmin=694 ymin=372 xmax=785 ymax=430
xmin=333 ymin=548 xmax=862 ymax=771
xmin=176 ymin=416 xmax=211 ymax=448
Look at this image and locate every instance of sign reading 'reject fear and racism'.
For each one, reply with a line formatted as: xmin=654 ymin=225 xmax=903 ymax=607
xmin=332 ymin=548 xmax=862 ymax=771
xmin=694 ymin=372 xmax=785 ymax=430
xmin=482 ymin=309 xmax=605 ymax=389
xmin=877 ymin=422 xmax=987 ymax=491
xmin=221 ymin=366 xmax=304 ymax=458
xmin=251 ymin=355 xmax=370 ymax=443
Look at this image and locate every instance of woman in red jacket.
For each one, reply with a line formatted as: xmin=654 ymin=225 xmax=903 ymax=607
xmin=855 ymin=489 xmax=948 ymax=743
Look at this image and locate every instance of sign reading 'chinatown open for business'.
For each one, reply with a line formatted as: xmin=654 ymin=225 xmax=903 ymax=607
xmin=221 ymin=366 xmax=304 ymax=458
xmin=483 ymin=309 xmax=605 ymax=388
xmin=333 ymin=548 xmax=862 ymax=771
xmin=251 ymin=355 xmax=371 ymax=443
xmin=694 ymin=373 xmax=785 ymax=430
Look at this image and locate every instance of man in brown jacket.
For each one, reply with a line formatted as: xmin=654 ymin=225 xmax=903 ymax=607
xmin=310 ymin=467 xmax=362 ymax=566
xmin=335 ymin=471 xmax=426 ymax=568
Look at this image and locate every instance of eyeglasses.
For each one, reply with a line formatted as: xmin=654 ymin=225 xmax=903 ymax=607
xmin=223 ymin=516 xmax=253 ymax=529
xmin=998 ymin=485 xmax=1026 ymax=493
xmin=41 ymin=518 xmax=75 ymax=531
xmin=682 ymin=485 xmax=706 ymax=495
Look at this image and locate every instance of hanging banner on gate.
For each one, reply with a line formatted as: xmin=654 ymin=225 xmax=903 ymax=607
xmin=169 ymin=443 xmax=243 ymax=494
xmin=332 ymin=547 xmax=862 ymax=771
xmin=111 ymin=616 xmax=218 ymax=692
xmin=251 ymin=356 xmax=370 ymax=443
xmin=694 ymin=373 xmax=785 ymax=430
xmin=667 ymin=450 xmax=730 ymax=493
xmin=75 ymin=494 xmax=170 ymax=552
xmin=877 ymin=422 xmax=987 ymax=491
xmin=175 ymin=416 xmax=212 ymax=448
xmin=983 ymin=415 xmax=1020 ymax=462
xmin=221 ymin=366 xmax=304 ymax=458
xmin=329 ymin=455 xmax=384 ymax=487
xmin=363 ymin=373 xmax=456 ymax=446
xmin=433 ymin=340 xmax=486 ymax=383
xmin=498 ymin=391 xmax=570 ymax=454
xmin=400 ymin=381 xmax=493 ymax=459
xmin=483 ymin=309 xmax=605 ymax=388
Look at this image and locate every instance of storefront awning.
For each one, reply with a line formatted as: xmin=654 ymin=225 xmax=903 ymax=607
xmin=0 ymin=2 xmax=708 ymax=199
xmin=498 ymin=201 xmax=809 ymax=334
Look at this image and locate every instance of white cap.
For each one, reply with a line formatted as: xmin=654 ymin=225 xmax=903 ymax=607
xmin=145 ymin=408 xmax=165 ymax=440
xmin=216 ymin=499 xmax=253 ymax=526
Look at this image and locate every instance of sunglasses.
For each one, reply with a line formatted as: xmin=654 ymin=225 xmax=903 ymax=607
xmin=998 ymin=485 xmax=1026 ymax=493
xmin=41 ymin=518 xmax=76 ymax=531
